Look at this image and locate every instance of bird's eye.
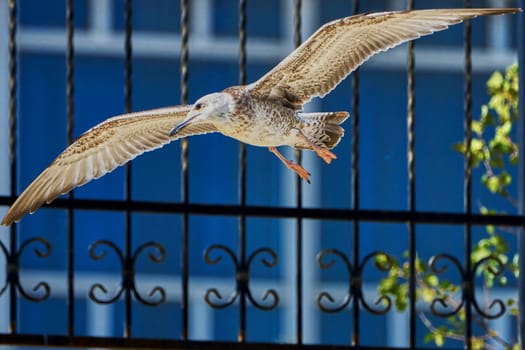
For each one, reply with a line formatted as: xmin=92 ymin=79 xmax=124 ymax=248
xmin=195 ymin=103 xmax=203 ymax=110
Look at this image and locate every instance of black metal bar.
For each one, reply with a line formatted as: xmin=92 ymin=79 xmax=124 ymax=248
xmin=0 ymin=333 xmax=448 ymax=350
xmin=124 ymin=1 xmax=133 ymax=115
xmin=7 ymin=0 xmax=17 ymax=335
xmin=463 ymin=0 xmax=473 ymax=349
xmin=180 ymin=0 xmax=190 ymax=340
xmin=65 ymin=0 xmax=75 ymax=337
xmin=1 ymin=195 xmax=523 ymax=227
xmin=517 ymin=1 xmax=525 ymax=348
xmin=238 ymin=0 xmax=247 ymax=342
xmin=123 ymin=0 xmax=133 ymax=338
xmin=292 ymin=0 xmax=303 ymax=344
xmin=406 ymin=0 xmax=416 ymax=347
xmin=66 ymin=1 xmax=75 ymax=147
xmin=350 ymin=0 xmax=360 ymax=347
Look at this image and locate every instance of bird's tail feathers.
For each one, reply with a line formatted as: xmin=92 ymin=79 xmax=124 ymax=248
xmin=298 ymin=111 xmax=349 ymax=149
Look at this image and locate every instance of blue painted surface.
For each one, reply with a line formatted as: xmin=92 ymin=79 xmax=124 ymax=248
xmin=9 ymin=1 xmax=519 ymax=345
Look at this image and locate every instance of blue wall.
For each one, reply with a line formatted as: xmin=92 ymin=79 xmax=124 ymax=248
xmin=6 ymin=0 xmax=519 ymax=346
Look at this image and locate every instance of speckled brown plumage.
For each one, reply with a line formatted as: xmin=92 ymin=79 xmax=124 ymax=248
xmin=2 ymin=105 xmax=216 ymax=225
xmin=170 ymin=8 xmax=520 ymax=183
xmin=249 ymin=8 xmax=521 ymax=106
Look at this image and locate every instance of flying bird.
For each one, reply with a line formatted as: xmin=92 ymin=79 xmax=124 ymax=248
xmin=1 ymin=7 xmax=521 ymax=226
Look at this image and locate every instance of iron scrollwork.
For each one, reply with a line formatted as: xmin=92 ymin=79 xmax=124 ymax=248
xmin=428 ymin=254 xmax=464 ymax=317
xmin=429 ymin=253 xmax=506 ymax=319
xmin=317 ymin=249 xmax=393 ymax=315
xmin=204 ymin=244 xmax=279 ymax=310
xmin=0 ymin=237 xmax=51 ymax=302
xmin=471 ymin=256 xmax=506 ymax=319
xmin=88 ymin=240 xmax=167 ymax=306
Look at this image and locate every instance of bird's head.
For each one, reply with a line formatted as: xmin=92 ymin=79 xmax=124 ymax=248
xmin=169 ymin=92 xmax=233 ymax=136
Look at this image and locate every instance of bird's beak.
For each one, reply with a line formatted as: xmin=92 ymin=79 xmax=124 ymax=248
xmin=169 ymin=114 xmax=198 ymax=137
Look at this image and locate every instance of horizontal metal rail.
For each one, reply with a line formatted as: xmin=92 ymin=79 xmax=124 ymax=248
xmin=1 ymin=195 xmax=523 ymax=226
xmin=0 ymin=334 xmax=461 ymax=350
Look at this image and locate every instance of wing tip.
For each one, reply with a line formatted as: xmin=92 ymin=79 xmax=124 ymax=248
xmin=1 ymin=211 xmax=21 ymax=227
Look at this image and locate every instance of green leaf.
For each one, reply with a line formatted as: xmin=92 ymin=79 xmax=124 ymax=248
xmin=395 ymin=283 xmax=409 ymax=309
xmin=470 ymin=138 xmax=484 ymax=152
xmin=453 ymin=142 xmax=466 ymax=154
xmin=472 ymin=337 xmax=485 ymax=350
xmin=458 ymin=309 xmax=465 ymax=321
xmin=512 ymin=254 xmax=520 ymax=278
xmin=423 ymin=333 xmax=434 ymax=344
xmin=434 ymin=333 xmax=444 ymax=347
xmin=439 ymin=280 xmax=450 ymax=289
xmin=480 ymin=107 xmax=495 ymax=126
xmin=487 ymin=71 xmax=504 ymax=91
xmin=489 ymin=156 xmax=504 ymax=169
xmin=490 ymin=136 xmax=513 ymax=154
xmin=471 ymin=120 xmax=483 ymax=136
xmin=485 ymin=175 xmax=500 ymax=193
xmin=375 ymin=254 xmax=392 ymax=270
xmin=378 ymin=276 xmax=398 ymax=294
xmin=499 ymin=120 xmax=512 ymax=136
xmin=448 ymin=284 xmax=460 ymax=293
xmin=498 ymin=172 xmax=511 ymax=186
xmin=423 ymin=274 xmax=439 ymax=287
xmin=497 ymin=252 xmax=508 ymax=263
xmin=415 ymin=258 xmax=427 ymax=273
xmin=480 ymin=104 xmax=489 ymax=118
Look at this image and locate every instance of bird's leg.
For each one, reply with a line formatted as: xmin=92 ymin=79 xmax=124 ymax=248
xmin=295 ymin=129 xmax=337 ymax=164
xmin=268 ymin=146 xmax=311 ymax=183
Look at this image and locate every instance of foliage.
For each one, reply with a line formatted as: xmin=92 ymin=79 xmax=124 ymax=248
xmin=377 ymin=63 xmax=520 ymax=349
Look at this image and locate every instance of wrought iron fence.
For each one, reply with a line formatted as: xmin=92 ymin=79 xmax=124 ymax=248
xmin=0 ymin=0 xmax=524 ymax=349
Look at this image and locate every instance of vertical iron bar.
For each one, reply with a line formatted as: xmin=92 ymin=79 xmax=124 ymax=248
xmin=517 ymin=1 xmax=524 ymax=348
xmin=7 ymin=0 xmax=17 ymax=334
xmin=238 ymin=0 xmax=247 ymax=343
xmin=463 ymin=0 xmax=473 ymax=349
xmin=180 ymin=0 xmax=190 ymax=340
xmin=124 ymin=2 xmax=132 ymax=115
xmin=293 ymin=0 xmax=302 ymax=345
xmin=65 ymin=0 xmax=75 ymax=337
xmin=9 ymin=0 xmax=19 ymax=334
xmin=123 ymin=0 xmax=133 ymax=338
xmin=350 ymin=0 xmax=360 ymax=347
xmin=406 ymin=0 xmax=416 ymax=347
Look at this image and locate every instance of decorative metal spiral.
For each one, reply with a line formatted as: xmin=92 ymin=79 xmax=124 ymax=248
xmin=429 ymin=254 xmax=464 ymax=317
xmin=203 ymin=244 xmax=279 ymax=310
xmin=471 ymin=255 xmax=506 ymax=319
xmin=429 ymin=253 xmax=506 ymax=319
xmin=0 ymin=237 xmax=51 ymax=302
xmin=317 ymin=249 xmax=393 ymax=315
xmin=88 ymin=240 xmax=166 ymax=306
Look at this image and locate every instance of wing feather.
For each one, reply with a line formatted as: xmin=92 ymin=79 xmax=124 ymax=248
xmin=248 ymin=8 xmax=520 ymax=106
xmin=2 ymin=104 xmax=217 ymax=226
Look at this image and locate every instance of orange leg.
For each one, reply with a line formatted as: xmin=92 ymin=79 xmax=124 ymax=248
xmin=268 ymin=146 xmax=311 ymax=183
xmin=295 ymin=129 xmax=337 ymax=164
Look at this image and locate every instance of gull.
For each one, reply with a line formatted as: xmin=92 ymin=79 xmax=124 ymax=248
xmin=1 ymin=7 xmax=521 ymax=226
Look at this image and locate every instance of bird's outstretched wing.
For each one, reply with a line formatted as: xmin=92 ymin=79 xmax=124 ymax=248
xmin=248 ymin=8 xmax=521 ymax=107
xmin=1 ymin=105 xmax=217 ymax=226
